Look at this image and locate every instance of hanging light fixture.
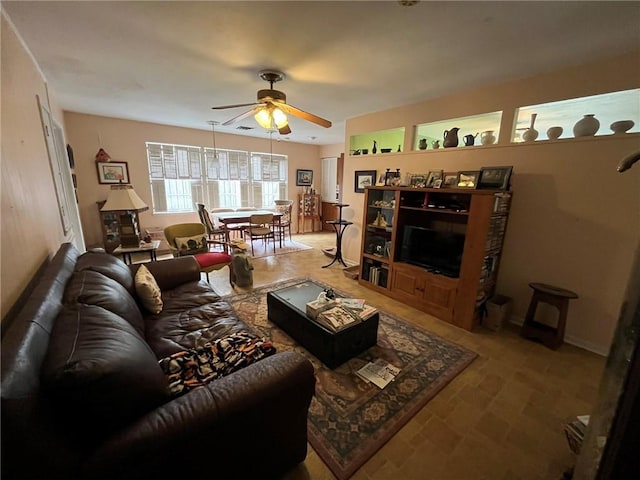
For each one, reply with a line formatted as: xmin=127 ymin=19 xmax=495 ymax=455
xmin=208 ymin=120 xmax=219 ymax=159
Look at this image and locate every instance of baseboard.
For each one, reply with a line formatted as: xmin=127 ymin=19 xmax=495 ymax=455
xmin=509 ymin=316 xmax=609 ymax=357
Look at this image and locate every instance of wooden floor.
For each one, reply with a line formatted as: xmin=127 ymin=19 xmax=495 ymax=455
xmin=201 ymin=232 xmax=605 ymax=480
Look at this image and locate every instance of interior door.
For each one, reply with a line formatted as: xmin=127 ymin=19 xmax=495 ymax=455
xmin=37 ymin=95 xmax=85 ymax=251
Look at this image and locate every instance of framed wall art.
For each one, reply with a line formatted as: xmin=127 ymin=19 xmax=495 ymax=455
xmin=409 ymin=173 xmax=428 ymax=188
xmin=456 ymin=171 xmax=480 ymax=189
xmin=96 ymin=161 xmax=130 ymax=184
xmin=354 ymin=170 xmax=377 ymax=193
xmin=478 ymin=166 xmax=513 ymax=190
xmin=296 ymin=169 xmax=313 ymax=186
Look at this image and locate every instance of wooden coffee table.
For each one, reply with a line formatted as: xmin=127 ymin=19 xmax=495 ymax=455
xmin=267 ymin=280 xmax=379 ymax=369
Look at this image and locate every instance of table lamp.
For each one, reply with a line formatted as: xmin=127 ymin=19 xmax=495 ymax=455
xmin=100 ymin=184 xmax=149 ymax=247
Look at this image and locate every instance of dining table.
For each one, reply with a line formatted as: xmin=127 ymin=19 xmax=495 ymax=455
xmin=213 ymin=210 xmax=284 ymax=247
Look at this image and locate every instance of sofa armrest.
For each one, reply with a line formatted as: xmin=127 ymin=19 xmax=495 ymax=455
xmin=130 ymin=256 xmax=200 ymax=291
xmin=83 ymin=351 xmax=315 ymax=480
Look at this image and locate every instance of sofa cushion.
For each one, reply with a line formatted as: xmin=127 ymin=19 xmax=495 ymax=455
xmin=135 ymin=265 xmax=163 ymax=314
xmin=159 ymin=332 xmax=276 ymax=396
xmin=41 ymin=304 xmax=169 ymax=440
xmin=144 ymin=281 xmax=250 ymax=358
xmin=63 ymin=270 xmax=145 ymax=337
xmin=175 ymin=234 xmax=207 ymax=255
xmin=75 ymin=251 xmax=134 ymax=294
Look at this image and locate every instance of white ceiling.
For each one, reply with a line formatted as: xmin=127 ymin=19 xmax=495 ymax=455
xmin=4 ymin=1 xmax=640 ymax=145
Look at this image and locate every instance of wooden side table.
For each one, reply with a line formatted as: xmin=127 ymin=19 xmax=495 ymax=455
xmin=113 ymin=240 xmax=160 ymax=265
xmin=521 ymin=282 xmax=578 ymax=349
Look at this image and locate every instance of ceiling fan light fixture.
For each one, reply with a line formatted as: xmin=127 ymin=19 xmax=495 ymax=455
xmin=254 ymin=106 xmax=288 ymax=130
xmin=254 ymin=108 xmax=272 ymax=129
xmin=272 ymin=107 xmax=288 ymax=128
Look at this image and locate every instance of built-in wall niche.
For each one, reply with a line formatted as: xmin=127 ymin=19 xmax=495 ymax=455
xmin=514 ymin=88 xmax=640 ymax=142
xmin=349 ymin=127 xmax=405 ymax=155
xmin=414 ymin=111 xmax=503 ymax=150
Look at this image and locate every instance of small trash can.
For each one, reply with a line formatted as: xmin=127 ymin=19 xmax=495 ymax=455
xmin=483 ymin=294 xmax=512 ymax=331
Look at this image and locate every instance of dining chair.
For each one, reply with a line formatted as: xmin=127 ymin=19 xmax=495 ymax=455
xmin=273 ymin=200 xmax=293 ymax=245
xmin=163 ymin=223 xmax=233 ymax=284
xmin=196 ymin=203 xmax=228 ymax=245
xmin=244 ymin=213 xmax=276 ymax=256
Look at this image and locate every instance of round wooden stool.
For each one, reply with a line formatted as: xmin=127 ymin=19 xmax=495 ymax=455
xmin=520 ymin=282 xmax=578 ymax=349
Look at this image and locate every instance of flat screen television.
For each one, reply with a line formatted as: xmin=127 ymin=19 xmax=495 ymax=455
xmin=400 ymin=225 xmax=466 ymax=277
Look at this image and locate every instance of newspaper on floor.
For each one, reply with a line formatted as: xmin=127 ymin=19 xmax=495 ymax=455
xmin=355 ymin=358 xmax=401 ymax=389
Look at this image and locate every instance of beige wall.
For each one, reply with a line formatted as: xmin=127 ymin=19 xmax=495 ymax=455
xmin=1 ymin=13 xmax=72 ymax=321
xmin=63 ymin=113 xmax=323 ymax=247
xmin=341 ymin=50 xmax=640 ymax=355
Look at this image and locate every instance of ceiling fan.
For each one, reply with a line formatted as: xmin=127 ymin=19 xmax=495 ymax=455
xmin=211 ymin=70 xmax=332 ymax=135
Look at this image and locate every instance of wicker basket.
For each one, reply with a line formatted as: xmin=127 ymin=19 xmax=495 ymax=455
xmin=343 ymin=265 xmax=360 ymax=280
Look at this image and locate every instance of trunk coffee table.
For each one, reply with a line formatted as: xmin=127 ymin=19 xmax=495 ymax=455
xmin=267 ymin=280 xmax=379 ymax=369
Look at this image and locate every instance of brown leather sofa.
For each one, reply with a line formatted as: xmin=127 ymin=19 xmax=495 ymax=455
xmin=1 ymin=243 xmax=315 ymax=480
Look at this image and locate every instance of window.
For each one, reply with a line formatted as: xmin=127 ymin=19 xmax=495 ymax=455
xmin=146 ymin=142 xmax=288 ymax=213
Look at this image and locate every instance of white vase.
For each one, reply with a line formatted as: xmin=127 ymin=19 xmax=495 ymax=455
xmin=573 ymin=114 xmax=600 ymax=137
xmin=480 ymin=130 xmax=496 ymax=145
xmin=522 ymin=113 xmax=538 ymax=142
xmin=546 ymin=126 xmax=563 ymax=140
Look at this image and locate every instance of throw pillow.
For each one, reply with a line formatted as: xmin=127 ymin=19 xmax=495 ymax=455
xmin=135 ymin=264 xmax=163 ymax=314
xmin=159 ymin=332 xmax=276 ymax=396
xmin=174 ymin=234 xmax=207 ymax=254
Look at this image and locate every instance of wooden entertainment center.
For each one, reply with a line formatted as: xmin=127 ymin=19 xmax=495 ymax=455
xmin=358 ymin=186 xmax=511 ymax=331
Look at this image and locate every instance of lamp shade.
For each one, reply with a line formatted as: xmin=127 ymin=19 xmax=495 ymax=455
xmin=100 ymin=184 xmax=148 ymax=212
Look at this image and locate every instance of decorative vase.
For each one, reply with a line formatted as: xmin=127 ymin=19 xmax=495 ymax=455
xmin=443 ymin=127 xmax=460 ymax=148
xmin=522 ymin=113 xmax=538 ymax=142
xmin=372 ymin=140 xmax=378 ymax=154
xmin=480 ymin=130 xmax=496 ymax=145
xmin=610 ymin=120 xmax=635 ymax=134
xmin=573 ymin=114 xmax=600 ymax=137
xmin=418 ymin=138 xmax=428 ymax=150
xmin=397 ymin=144 xmax=402 ymax=152
xmin=432 ymin=140 xmax=440 ymax=149
xmin=546 ymin=126 xmax=563 ymax=140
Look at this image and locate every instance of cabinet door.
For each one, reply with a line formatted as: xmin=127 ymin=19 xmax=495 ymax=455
xmin=423 ymin=276 xmax=457 ymax=311
xmin=391 ymin=267 xmax=422 ymax=297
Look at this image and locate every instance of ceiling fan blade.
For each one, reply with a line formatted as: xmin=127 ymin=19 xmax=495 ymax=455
xmin=211 ymin=102 xmax=258 ymax=110
xmin=222 ymin=106 xmax=262 ymax=126
xmin=278 ymin=124 xmax=292 ymax=135
xmin=278 ymin=102 xmax=332 ymax=128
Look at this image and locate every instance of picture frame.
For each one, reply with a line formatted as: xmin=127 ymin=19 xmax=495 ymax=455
xmin=477 ymin=166 xmax=513 ymax=190
xmin=96 ymin=161 xmax=130 ymax=184
xmin=456 ymin=171 xmax=480 ymax=189
xmin=409 ymin=173 xmax=428 ymax=188
xmin=432 ymin=179 xmax=443 ymax=188
xmin=426 ymin=169 xmax=444 ymax=188
xmin=296 ymin=169 xmax=313 ymax=186
xmin=443 ymin=172 xmax=458 ymax=187
xmin=354 ymin=170 xmax=377 ymax=193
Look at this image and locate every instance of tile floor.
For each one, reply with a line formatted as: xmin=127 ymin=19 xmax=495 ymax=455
xmin=169 ymin=232 xmax=606 ymax=480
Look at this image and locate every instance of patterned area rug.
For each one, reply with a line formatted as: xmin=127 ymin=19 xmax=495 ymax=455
xmin=249 ymin=239 xmax=312 ymax=258
xmin=224 ymin=278 xmax=477 ymax=480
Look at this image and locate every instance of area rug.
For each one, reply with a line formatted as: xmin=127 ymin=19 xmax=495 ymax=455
xmin=249 ymin=239 xmax=312 ymax=258
xmin=224 ymin=278 xmax=477 ymax=480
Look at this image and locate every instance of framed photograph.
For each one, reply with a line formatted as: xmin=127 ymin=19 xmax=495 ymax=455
xmin=443 ymin=172 xmax=458 ymax=187
xmin=296 ymin=169 xmax=313 ymax=186
xmin=426 ymin=169 xmax=444 ymax=188
xmin=96 ymin=161 xmax=130 ymax=184
xmin=432 ymin=179 xmax=443 ymax=188
xmin=409 ymin=173 xmax=428 ymax=188
xmin=478 ymin=166 xmax=513 ymax=190
xmin=354 ymin=170 xmax=377 ymax=193
xmin=456 ymin=171 xmax=480 ymax=189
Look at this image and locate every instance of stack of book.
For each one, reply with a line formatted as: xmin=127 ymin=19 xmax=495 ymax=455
xmin=355 ymin=358 xmax=401 ymax=389
xmin=314 ymin=298 xmax=377 ymax=332
xmin=563 ymin=415 xmax=590 ymax=454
